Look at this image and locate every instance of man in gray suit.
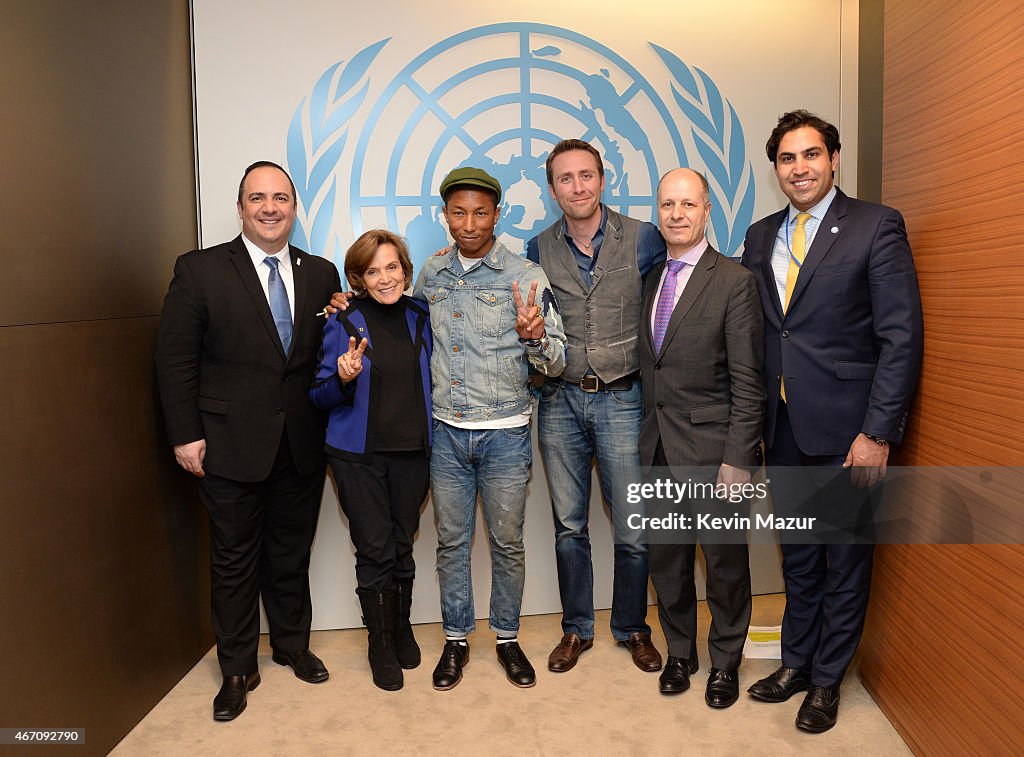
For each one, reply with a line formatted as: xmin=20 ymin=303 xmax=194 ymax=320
xmin=639 ymin=168 xmax=765 ymax=707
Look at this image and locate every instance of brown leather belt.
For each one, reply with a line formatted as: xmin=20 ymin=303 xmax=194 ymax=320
xmin=556 ymin=372 xmax=639 ymax=393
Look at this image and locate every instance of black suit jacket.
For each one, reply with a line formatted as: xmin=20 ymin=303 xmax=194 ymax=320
xmin=638 ymin=246 xmax=765 ymax=470
xmin=155 ymin=235 xmax=341 ymax=482
xmin=741 ymin=189 xmax=923 ymax=456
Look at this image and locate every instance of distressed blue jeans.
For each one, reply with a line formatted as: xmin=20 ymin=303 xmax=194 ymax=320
xmin=431 ymin=420 xmax=531 ymax=636
xmin=538 ymin=379 xmax=651 ymax=641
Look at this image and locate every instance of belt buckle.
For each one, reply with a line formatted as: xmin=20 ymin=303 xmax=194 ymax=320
xmin=579 ymin=375 xmax=600 ymax=393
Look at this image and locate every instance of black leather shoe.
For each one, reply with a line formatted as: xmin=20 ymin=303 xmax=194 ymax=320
xmin=619 ymin=632 xmax=663 ymax=672
xmin=748 ymin=666 xmax=811 ymax=703
xmin=432 ymin=641 xmax=469 ymax=691
xmin=796 ymin=685 xmax=840 ymax=733
xmin=496 ymin=642 xmax=536 ymax=688
xmin=272 ymin=649 xmax=329 ymax=683
xmin=658 ymin=652 xmax=700 ymax=694
xmin=705 ymin=668 xmax=740 ymax=708
xmin=213 ymin=673 xmax=260 ymax=721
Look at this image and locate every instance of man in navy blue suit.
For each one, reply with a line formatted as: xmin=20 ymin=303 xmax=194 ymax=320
xmin=741 ymin=111 xmax=923 ymax=732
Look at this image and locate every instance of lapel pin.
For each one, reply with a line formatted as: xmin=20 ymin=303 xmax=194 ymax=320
xmin=296 ymin=258 xmax=301 ymax=266
xmin=831 ymin=226 xmax=839 ymax=234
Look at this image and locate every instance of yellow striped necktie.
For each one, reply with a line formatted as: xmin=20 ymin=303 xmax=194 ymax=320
xmin=784 ymin=212 xmax=811 ymax=312
xmin=780 ymin=212 xmax=811 ymax=402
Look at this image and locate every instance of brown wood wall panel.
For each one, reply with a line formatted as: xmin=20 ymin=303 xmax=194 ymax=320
xmin=0 ymin=319 xmax=212 ymax=756
xmin=864 ymin=545 xmax=1024 ymax=756
xmin=861 ymin=1 xmax=1024 ymax=754
xmin=0 ymin=2 xmax=206 ymax=755
xmin=1 ymin=0 xmax=198 ymax=326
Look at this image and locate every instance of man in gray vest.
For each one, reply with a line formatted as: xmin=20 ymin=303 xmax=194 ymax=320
xmin=527 ymin=139 xmax=666 ymax=673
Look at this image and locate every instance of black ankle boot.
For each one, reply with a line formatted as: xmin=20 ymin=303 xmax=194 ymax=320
xmin=357 ymin=587 xmax=403 ymax=691
xmin=394 ymin=578 xmax=421 ymax=669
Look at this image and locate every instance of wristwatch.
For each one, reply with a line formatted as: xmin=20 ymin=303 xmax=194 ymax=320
xmin=863 ymin=433 xmax=888 ymax=446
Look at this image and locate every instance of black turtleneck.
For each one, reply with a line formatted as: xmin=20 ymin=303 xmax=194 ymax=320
xmin=356 ymin=296 xmax=426 ymax=453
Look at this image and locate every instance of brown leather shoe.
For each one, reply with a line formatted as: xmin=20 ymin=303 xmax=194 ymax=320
xmin=547 ymin=633 xmax=594 ymax=672
xmin=619 ymin=632 xmax=663 ymax=672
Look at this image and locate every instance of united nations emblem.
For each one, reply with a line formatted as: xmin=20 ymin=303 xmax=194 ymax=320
xmin=286 ymin=22 xmax=755 ymax=275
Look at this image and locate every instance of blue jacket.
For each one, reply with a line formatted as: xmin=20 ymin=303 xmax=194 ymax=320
xmin=309 ymin=296 xmax=432 ymax=462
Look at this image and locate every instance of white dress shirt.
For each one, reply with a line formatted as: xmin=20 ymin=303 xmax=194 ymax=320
xmin=242 ymin=234 xmax=295 ymax=320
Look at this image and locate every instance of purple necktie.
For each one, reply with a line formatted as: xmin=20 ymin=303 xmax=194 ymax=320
xmin=652 ymin=259 xmax=686 ymax=354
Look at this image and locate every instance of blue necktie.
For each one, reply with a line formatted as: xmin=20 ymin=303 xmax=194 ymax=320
xmin=264 ymin=256 xmax=292 ymax=354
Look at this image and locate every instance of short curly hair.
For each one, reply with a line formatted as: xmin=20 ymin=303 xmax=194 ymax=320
xmin=343 ymin=229 xmax=413 ymax=296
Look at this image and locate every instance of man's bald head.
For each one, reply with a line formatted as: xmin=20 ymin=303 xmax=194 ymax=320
xmin=656 ymin=168 xmax=712 ymax=255
xmin=657 ymin=168 xmax=710 ymax=205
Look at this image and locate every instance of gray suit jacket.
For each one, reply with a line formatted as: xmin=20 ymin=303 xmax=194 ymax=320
xmin=638 ymin=246 xmax=765 ymax=470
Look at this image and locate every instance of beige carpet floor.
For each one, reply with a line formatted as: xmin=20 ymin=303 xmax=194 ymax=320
xmin=112 ymin=594 xmax=909 ymax=756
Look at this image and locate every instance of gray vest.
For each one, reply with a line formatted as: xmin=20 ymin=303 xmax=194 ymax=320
xmin=535 ymin=208 xmax=643 ymax=383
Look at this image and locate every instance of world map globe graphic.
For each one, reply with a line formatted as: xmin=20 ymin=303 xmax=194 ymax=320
xmin=347 ymin=22 xmax=689 ymax=272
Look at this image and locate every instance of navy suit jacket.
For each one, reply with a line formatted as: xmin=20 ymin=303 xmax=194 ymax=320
xmin=155 ymin=235 xmax=341 ymax=482
xmin=741 ymin=189 xmax=923 ymax=456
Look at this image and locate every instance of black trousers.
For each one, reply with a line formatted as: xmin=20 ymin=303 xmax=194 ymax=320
xmin=648 ymin=441 xmax=752 ymax=670
xmin=767 ymin=401 xmax=875 ymax=687
xmin=199 ymin=429 xmax=325 ymax=677
xmin=329 ymin=451 xmax=429 ymax=593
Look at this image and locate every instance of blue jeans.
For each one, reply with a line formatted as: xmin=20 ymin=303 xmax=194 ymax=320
xmin=538 ymin=378 xmax=650 ymax=641
xmin=431 ymin=420 xmax=531 ymax=636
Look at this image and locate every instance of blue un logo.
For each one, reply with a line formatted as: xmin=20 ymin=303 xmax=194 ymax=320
xmin=287 ymin=22 xmax=755 ymax=277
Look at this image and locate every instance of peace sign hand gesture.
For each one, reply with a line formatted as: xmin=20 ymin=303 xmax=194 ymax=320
xmin=337 ymin=336 xmax=368 ymax=383
xmin=513 ymin=280 xmax=546 ymax=341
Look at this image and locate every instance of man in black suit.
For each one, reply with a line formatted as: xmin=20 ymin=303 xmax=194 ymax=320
xmin=639 ymin=168 xmax=764 ymax=708
xmin=741 ymin=111 xmax=923 ymax=732
xmin=156 ymin=161 xmax=341 ymax=721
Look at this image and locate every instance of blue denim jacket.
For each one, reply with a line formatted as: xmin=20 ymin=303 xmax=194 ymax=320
xmin=413 ymin=239 xmax=566 ymax=422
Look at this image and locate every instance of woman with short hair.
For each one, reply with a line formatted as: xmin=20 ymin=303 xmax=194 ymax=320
xmin=310 ymin=229 xmax=432 ymax=690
